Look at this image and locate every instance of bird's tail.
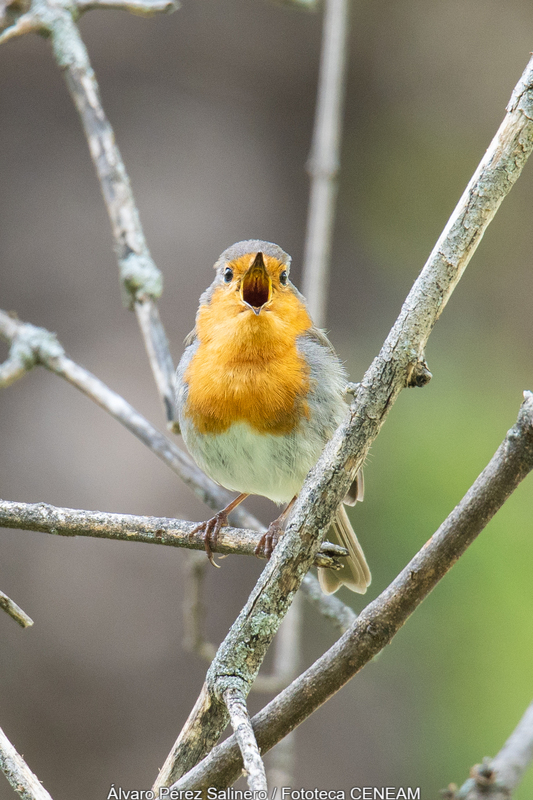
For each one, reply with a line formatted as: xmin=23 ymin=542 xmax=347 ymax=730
xmin=317 ymin=504 xmax=371 ymax=595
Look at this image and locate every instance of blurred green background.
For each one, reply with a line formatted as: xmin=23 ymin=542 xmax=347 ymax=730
xmin=1 ymin=0 xmax=532 ymax=798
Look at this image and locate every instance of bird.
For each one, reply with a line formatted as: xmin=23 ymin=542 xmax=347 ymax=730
xmin=175 ymin=240 xmax=371 ymax=594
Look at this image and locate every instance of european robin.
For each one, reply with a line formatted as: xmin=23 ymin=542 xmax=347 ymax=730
xmin=175 ymin=240 xmax=370 ymax=594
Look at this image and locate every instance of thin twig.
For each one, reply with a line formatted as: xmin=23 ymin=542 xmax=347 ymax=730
xmin=301 ymin=572 xmax=356 ymax=633
xmin=260 ymin=593 xmax=301 ymax=789
xmin=154 ymin=54 xmax=533 ymax=791
xmin=0 ymin=499 xmax=349 ymax=569
xmin=0 ymin=356 xmax=27 ymax=388
xmin=449 ymin=699 xmax=533 ymax=799
xmin=76 ymin=0 xmax=178 ymax=14
xmin=55 ymin=11 xmax=178 ymax=425
xmin=182 ymin=551 xmax=219 ymax=662
xmin=0 ymin=0 xmax=179 ymax=422
xmin=223 ymin=688 xmax=267 ymax=792
xmin=0 ymin=590 xmax=34 ymax=628
xmin=302 ymin=0 xmax=351 ymax=326
xmin=170 ymin=393 xmax=533 ymax=790
xmin=0 ymin=725 xmax=54 ymax=800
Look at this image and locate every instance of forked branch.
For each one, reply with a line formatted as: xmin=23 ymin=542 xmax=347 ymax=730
xmin=170 ymin=393 xmax=533 ymax=790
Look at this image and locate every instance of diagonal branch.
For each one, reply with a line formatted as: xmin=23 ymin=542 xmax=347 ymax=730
xmin=0 ymin=0 xmax=179 ymax=424
xmin=0 ymin=590 xmax=34 ymax=628
xmin=0 ymin=725 xmax=54 ymax=800
xmin=154 ymin=54 xmax=533 ymax=791
xmin=0 ymin=499 xmax=349 ymax=570
xmin=223 ymin=689 xmax=267 ymax=792
xmin=170 ymin=392 xmax=533 ymax=790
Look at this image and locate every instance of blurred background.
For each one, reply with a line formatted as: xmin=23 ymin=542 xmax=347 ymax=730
xmin=1 ymin=0 xmax=533 ymax=797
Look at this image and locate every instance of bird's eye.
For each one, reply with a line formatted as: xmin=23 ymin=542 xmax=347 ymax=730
xmin=279 ymin=270 xmax=288 ymax=285
xmin=223 ymin=267 xmax=233 ymax=283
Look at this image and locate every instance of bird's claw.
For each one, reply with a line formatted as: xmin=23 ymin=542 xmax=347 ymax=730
xmin=255 ymin=522 xmax=282 ymax=559
xmin=190 ymin=511 xmax=229 ymax=568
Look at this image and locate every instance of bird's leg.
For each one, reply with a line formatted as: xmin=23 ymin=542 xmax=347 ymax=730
xmin=190 ymin=493 xmax=249 ymax=567
xmin=255 ymin=496 xmax=297 ymax=559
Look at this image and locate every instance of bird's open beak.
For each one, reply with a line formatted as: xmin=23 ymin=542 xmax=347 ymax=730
xmin=240 ymin=252 xmax=272 ymax=315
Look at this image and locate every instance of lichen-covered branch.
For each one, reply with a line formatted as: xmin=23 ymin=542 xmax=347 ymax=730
xmin=0 ymin=725 xmax=54 ymax=800
xmin=0 ymin=499 xmax=349 ymax=570
xmin=154 ymin=54 xmax=533 ymax=790
xmin=0 ymin=590 xmax=34 ymax=628
xmin=223 ymin=688 xmax=267 ymax=792
xmin=170 ymin=393 xmax=533 ymax=790
xmin=448 ymin=699 xmax=533 ymax=800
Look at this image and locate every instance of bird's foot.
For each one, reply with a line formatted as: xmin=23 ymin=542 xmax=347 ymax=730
xmin=189 ymin=492 xmax=249 ymax=568
xmin=254 ymin=520 xmax=283 ymax=560
xmin=190 ymin=511 xmax=229 ymax=568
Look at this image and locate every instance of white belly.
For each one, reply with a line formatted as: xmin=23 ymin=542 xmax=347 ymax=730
xmin=180 ymin=419 xmax=324 ymax=504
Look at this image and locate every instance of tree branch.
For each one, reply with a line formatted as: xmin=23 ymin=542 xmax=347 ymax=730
xmin=0 ymin=590 xmax=34 ymax=628
xmin=76 ymin=0 xmax=178 ymax=15
xmin=447 ymin=699 xmax=533 ymax=799
xmin=0 ymin=0 xmax=179 ymax=423
xmin=0 ymin=726 xmax=54 ymax=800
xmin=0 ymin=499 xmax=349 ymax=569
xmin=223 ymin=688 xmax=267 ymax=792
xmin=169 ymin=392 xmax=533 ymax=790
xmin=153 ymin=52 xmax=533 ymax=791
xmin=302 ymin=0 xmax=351 ymax=326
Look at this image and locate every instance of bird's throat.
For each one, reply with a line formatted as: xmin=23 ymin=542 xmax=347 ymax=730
xmin=184 ymin=288 xmax=313 ymax=435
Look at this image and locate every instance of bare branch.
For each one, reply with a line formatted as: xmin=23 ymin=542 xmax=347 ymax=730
xmin=302 ymin=0 xmax=351 ymax=327
xmin=301 ymin=572 xmax=356 ymax=633
xmin=155 ymin=52 xmax=533 ymax=790
xmin=0 ymin=726 xmax=54 ymax=800
xmin=182 ymin=552 xmax=217 ymax=662
xmin=134 ymin=300 xmax=178 ymax=432
xmin=448 ymin=699 xmax=533 ymax=800
xmin=0 ymin=499 xmax=349 ymax=570
xmin=0 ymin=12 xmax=41 ymax=42
xmin=0 ymin=355 xmax=28 ymax=388
xmin=171 ymin=392 xmax=533 ymax=790
xmin=76 ymin=0 xmax=178 ymax=15
xmin=0 ymin=590 xmax=34 ymax=628
xmin=223 ymin=688 xmax=267 ymax=793
xmin=0 ymin=0 xmax=179 ymax=422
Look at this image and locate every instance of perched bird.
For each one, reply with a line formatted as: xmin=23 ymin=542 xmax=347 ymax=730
xmin=175 ymin=240 xmax=370 ymax=594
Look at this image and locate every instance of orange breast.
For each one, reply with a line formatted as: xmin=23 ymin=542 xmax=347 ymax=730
xmin=184 ymin=286 xmax=313 ymax=435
